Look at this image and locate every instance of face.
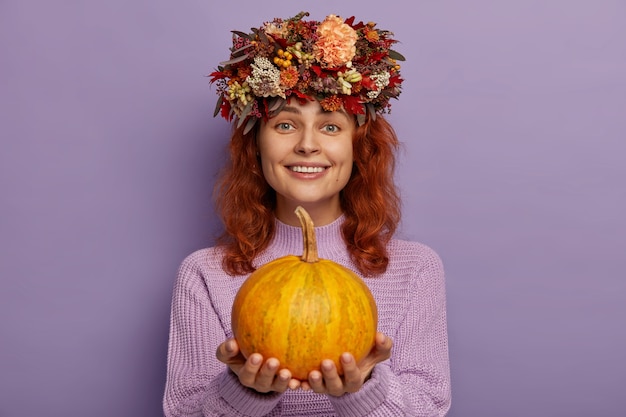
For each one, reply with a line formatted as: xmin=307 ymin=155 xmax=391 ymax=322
xmin=257 ymin=99 xmax=355 ymax=226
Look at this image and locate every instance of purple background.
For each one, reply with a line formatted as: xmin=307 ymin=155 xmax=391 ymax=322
xmin=1 ymin=1 xmax=625 ymax=416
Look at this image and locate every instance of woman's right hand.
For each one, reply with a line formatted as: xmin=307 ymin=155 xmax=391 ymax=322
xmin=216 ymin=338 xmax=301 ymax=393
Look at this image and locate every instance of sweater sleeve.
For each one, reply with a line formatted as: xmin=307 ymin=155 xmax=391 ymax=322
xmin=163 ymin=253 xmax=283 ymax=417
xmin=327 ymin=245 xmax=452 ymax=416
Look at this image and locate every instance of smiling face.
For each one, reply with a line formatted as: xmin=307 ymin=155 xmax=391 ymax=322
xmin=257 ymin=99 xmax=355 ymax=226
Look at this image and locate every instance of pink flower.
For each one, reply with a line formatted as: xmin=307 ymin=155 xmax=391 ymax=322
xmin=314 ymin=15 xmax=357 ymax=68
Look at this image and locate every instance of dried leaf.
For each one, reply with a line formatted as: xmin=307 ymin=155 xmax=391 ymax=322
xmin=243 ymin=117 xmax=257 ymax=135
xmin=231 ymin=30 xmax=252 ymax=40
xmin=219 ymin=54 xmax=249 ymax=67
xmin=231 ymin=43 xmax=255 ymax=57
xmin=257 ymin=29 xmax=269 ymax=45
xmin=388 ymin=49 xmax=406 ymax=62
xmin=268 ymin=97 xmax=286 ymax=112
xmin=237 ymin=102 xmax=254 ymax=128
xmin=213 ymin=95 xmax=223 ymax=117
xmin=366 ymin=103 xmax=377 ymax=121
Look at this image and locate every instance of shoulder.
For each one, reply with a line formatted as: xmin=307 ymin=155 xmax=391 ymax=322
xmin=174 ymin=247 xmax=227 ymax=289
xmin=178 ymin=247 xmax=224 ymax=272
xmin=387 ymin=239 xmax=445 ymax=276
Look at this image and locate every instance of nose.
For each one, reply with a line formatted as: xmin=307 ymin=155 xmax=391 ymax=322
xmin=294 ymin=128 xmax=321 ymax=155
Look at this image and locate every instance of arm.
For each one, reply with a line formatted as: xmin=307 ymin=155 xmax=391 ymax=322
xmin=325 ymin=246 xmax=452 ymax=416
xmin=163 ymin=254 xmax=284 ymax=417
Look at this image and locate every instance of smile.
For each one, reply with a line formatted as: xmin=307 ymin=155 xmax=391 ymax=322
xmin=289 ymin=166 xmax=327 ymax=173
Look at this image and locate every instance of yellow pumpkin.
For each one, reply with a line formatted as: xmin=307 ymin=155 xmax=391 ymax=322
xmin=231 ymin=206 xmax=378 ymax=380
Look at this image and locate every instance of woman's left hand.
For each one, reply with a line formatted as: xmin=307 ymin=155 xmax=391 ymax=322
xmin=301 ymin=332 xmax=393 ymax=396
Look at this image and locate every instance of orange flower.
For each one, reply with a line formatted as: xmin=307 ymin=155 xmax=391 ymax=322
xmin=364 ymin=27 xmax=379 ymax=42
xmin=280 ymin=66 xmax=299 ymax=89
xmin=314 ymin=15 xmax=357 ymax=68
xmin=319 ymin=95 xmax=343 ymax=112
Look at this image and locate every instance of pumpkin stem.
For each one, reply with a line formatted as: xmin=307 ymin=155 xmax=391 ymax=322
xmin=295 ymin=206 xmax=319 ymax=263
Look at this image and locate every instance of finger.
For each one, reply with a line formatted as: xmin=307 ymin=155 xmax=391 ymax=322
xmin=373 ymin=332 xmax=393 ymax=359
xmin=288 ymin=377 xmax=301 ymax=390
xmin=237 ymin=353 xmax=264 ymax=387
xmin=354 ymin=334 xmax=394 ymax=381
xmin=320 ymin=360 xmax=343 ymax=396
xmin=340 ymin=353 xmax=361 ymax=393
xmin=307 ymin=370 xmax=325 ymax=393
xmin=273 ymin=368 xmax=292 ymax=393
xmin=359 ymin=333 xmax=393 ymax=369
xmin=215 ymin=339 xmax=239 ymax=363
xmin=254 ymin=358 xmax=280 ymax=392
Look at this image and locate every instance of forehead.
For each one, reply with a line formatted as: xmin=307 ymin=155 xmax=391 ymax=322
xmin=271 ymin=99 xmax=352 ymax=121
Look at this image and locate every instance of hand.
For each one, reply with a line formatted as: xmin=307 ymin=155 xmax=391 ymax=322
xmin=216 ymin=338 xmax=301 ymax=393
xmin=301 ymin=332 xmax=393 ymax=396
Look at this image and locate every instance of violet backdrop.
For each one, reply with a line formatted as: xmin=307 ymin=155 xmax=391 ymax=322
xmin=1 ymin=1 xmax=625 ymax=416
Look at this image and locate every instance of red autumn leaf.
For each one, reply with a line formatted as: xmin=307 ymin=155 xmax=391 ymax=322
xmin=274 ymin=36 xmax=288 ymax=49
xmin=310 ymin=65 xmax=323 ymax=77
xmin=292 ymin=89 xmax=311 ymax=100
xmin=220 ymin=100 xmax=232 ymax=120
xmin=209 ymin=71 xmax=227 ymax=83
xmin=369 ymin=52 xmax=386 ymax=62
xmin=342 ymin=95 xmax=365 ymax=114
xmin=388 ymin=74 xmax=403 ymax=88
xmin=351 ymin=20 xmax=366 ymax=31
xmin=360 ymin=76 xmax=377 ymax=90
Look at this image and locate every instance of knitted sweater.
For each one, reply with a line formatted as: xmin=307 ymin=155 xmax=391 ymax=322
xmin=163 ymin=216 xmax=451 ymax=416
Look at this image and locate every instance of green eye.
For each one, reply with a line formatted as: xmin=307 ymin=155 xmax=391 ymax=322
xmin=324 ymin=125 xmax=339 ymax=133
xmin=277 ymin=123 xmax=292 ymax=131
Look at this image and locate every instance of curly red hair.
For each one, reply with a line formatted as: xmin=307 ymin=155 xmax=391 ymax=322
xmin=214 ymin=115 xmax=401 ymax=276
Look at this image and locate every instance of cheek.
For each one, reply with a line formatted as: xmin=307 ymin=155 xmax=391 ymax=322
xmin=259 ymin=158 xmax=273 ymax=181
xmin=337 ymin=155 xmax=354 ymax=185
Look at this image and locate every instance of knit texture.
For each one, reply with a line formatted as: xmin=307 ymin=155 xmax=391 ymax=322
xmin=163 ymin=216 xmax=451 ymax=416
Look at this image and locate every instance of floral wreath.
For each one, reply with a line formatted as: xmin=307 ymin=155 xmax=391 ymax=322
xmin=209 ymin=11 xmax=405 ymax=133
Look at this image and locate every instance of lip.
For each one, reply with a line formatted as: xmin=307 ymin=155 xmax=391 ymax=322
xmin=285 ymin=162 xmax=330 ymax=178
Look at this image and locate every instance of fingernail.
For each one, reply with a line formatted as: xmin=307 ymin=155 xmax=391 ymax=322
xmin=250 ymin=355 xmax=262 ymax=365
xmin=341 ymin=353 xmax=352 ymax=363
xmin=225 ymin=340 xmax=235 ymax=352
xmin=322 ymin=360 xmax=334 ymax=371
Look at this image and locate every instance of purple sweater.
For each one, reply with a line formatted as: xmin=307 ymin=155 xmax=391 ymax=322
xmin=163 ymin=216 xmax=451 ymax=416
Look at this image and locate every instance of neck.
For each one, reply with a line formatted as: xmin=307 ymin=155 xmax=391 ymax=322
xmin=274 ymin=200 xmax=343 ymax=227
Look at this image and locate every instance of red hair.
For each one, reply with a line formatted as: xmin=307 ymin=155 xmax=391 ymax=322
xmin=214 ymin=115 xmax=401 ymax=276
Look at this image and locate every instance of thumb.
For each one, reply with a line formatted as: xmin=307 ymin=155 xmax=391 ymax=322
xmin=216 ymin=338 xmax=240 ymax=362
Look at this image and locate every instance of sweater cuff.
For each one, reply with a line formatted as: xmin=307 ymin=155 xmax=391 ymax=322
xmin=217 ymin=369 xmax=282 ymax=416
xmin=327 ymin=364 xmax=390 ymax=416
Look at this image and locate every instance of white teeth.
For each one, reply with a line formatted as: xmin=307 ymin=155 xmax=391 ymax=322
xmin=290 ymin=166 xmax=325 ymax=173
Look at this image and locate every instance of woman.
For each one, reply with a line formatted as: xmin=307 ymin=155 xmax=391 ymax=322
xmin=164 ymin=12 xmax=451 ymax=416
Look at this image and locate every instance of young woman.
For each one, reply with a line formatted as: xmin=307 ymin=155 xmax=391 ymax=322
xmin=164 ymin=12 xmax=451 ymax=416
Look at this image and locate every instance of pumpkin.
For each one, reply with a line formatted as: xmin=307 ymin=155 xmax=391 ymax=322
xmin=231 ymin=206 xmax=378 ymax=380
